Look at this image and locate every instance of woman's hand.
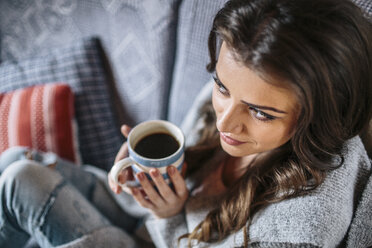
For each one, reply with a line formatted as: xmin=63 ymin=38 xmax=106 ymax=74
xmin=108 ymin=124 xmax=189 ymax=218
xmin=108 ymin=125 xmax=134 ymax=194
xmin=131 ymin=163 xmax=188 ymax=218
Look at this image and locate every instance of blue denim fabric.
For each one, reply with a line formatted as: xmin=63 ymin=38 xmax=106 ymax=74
xmin=0 ymin=147 xmax=138 ymax=248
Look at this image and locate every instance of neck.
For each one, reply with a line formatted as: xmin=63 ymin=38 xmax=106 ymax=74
xmin=222 ymin=154 xmax=257 ymax=187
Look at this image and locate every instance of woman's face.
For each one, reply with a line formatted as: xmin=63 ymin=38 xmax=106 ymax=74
xmin=212 ymin=42 xmax=300 ymax=158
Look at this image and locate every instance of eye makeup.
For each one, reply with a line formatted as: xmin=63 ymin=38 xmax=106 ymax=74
xmin=213 ymin=71 xmax=285 ymax=122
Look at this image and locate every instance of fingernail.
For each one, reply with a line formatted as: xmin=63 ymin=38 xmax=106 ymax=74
xmin=137 ymin=172 xmax=145 ymax=181
xmin=114 ymin=186 xmax=120 ymax=194
xmin=118 ymin=174 xmax=123 ymax=183
xmin=122 ymin=170 xmax=129 ymax=181
xmin=168 ymin=166 xmax=175 ymax=175
xmin=150 ymin=169 xmax=159 ymax=177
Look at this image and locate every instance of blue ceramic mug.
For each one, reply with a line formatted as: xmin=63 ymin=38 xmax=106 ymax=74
xmin=110 ymin=120 xmax=185 ymax=188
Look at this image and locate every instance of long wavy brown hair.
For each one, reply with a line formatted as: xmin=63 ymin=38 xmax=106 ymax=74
xmin=179 ymin=0 xmax=372 ymax=246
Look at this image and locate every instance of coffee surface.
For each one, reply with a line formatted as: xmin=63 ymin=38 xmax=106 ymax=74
xmin=134 ymin=132 xmax=179 ymax=159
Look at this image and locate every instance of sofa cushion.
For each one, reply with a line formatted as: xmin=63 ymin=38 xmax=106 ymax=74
xmin=0 ymin=83 xmax=80 ymax=163
xmin=0 ymin=0 xmax=179 ymax=124
xmin=0 ymin=37 xmax=122 ymax=170
xmin=167 ymin=0 xmax=228 ymax=125
xmin=353 ymin=0 xmax=372 ymax=19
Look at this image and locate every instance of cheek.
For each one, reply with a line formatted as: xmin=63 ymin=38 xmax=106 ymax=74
xmin=261 ymin=122 xmax=295 ymax=147
xmin=246 ymin=121 xmax=295 ymax=151
xmin=255 ymin=107 xmax=299 ymax=147
xmin=273 ymin=112 xmax=298 ymax=145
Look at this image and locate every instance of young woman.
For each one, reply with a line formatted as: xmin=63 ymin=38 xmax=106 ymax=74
xmin=0 ymin=0 xmax=371 ymax=247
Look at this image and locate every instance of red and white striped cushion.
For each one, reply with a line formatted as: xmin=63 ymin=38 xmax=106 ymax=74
xmin=0 ymin=83 xmax=80 ymax=163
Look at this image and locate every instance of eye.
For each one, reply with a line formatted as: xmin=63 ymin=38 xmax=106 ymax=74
xmin=213 ymin=76 xmax=229 ymax=96
xmin=249 ymin=107 xmax=276 ymax=122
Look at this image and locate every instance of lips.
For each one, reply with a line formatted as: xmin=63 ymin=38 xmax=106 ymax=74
xmin=219 ymin=132 xmax=246 ymax=146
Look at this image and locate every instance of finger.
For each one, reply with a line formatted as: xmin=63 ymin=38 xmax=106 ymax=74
xmin=114 ymin=167 xmax=137 ymax=192
xmin=130 ymin=187 xmax=155 ymax=209
xmin=117 ymin=169 xmax=128 ymax=184
xmin=108 ymin=172 xmax=122 ymax=194
xmin=126 ymin=167 xmax=135 ymax=181
xmin=167 ymin=165 xmax=188 ymax=199
xmin=121 ymin=125 xmax=132 ymax=138
xmin=122 ymin=182 xmax=140 ymax=195
xmin=181 ymin=162 xmax=188 ymax=177
xmin=136 ymin=172 xmax=165 ymax=207
xmin=149 ymin=168 xmax=176 ymax=202
xmin=117 ymin=168 xmax=135 ymax=183
xmin=114 ymin=142 xmax=129 ymax=163
xmin=114 ymin=124 xmax=132 ymax=163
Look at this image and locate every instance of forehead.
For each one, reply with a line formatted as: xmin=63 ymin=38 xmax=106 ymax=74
xmin=216 ymin=42 xmax=299 ymax=114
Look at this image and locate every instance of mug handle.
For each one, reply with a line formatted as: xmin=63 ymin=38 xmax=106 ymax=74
xmin=110 ymin=158 xmax=139 ymax=188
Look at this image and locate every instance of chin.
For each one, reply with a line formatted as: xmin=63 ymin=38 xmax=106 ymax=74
xmin=220 ymin=138 xmax=252 ymax=157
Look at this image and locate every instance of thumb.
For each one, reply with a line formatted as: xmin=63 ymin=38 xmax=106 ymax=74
xmin=121 ymin=125 xmax=132 ymax=138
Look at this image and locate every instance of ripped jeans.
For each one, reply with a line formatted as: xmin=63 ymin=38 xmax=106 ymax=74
xmin=0 ymin=147 xmax=139 ymax=248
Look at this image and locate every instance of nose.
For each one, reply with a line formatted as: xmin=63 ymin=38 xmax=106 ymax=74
xmin=216 ymin=103 xmax=243 ymax=134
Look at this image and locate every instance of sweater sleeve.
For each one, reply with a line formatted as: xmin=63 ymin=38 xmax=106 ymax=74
xmin=121 ymin=136 xmax=370 ymax=248
xmin=145 ymin=211 xmax=189 ymax=248
xmin=345 ymin=169 xmax=372 ymax=248
xmin=244 ymin=136 xmax=371 ymax=248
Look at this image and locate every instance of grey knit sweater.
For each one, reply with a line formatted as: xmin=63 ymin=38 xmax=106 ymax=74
xmin=58 ymin=135 xmax=371 ymax=248
xmin=143 ymin=136 xmax=371 ymax=248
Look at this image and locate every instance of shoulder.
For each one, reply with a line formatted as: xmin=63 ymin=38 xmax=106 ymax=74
xmin=247 ymin=136 xmax=371 ymax=247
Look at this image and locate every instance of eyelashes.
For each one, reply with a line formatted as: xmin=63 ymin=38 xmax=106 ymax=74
xmin=213 ymin=76 xmax=228 ymax=95
xmin=213 ymin=76 xmax=277 ymax=122
xmin=248 ymin=107 xmax=276 ymax=122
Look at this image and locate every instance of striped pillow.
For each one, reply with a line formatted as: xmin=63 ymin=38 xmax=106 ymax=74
xmin=0 ymin=38 xmax=122 ymax=171
xmin=0 ymin=83 xmax=80 ymax=163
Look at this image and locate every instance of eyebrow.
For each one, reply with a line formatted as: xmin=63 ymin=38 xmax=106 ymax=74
xmin=241 ymin=101 xmax=287 ymax=114
xmin=214 ymin=71 xmax=288 ymax=114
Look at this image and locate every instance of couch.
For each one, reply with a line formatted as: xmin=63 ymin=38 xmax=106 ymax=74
xmin=0 ymin=0 xmax=232 ymax=171
xmin=0 ymin=0 xmax=371 ymax=247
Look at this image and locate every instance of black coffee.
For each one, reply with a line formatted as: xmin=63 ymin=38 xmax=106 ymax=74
xmin=134 ymin=132 xmax=179 ymax=159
